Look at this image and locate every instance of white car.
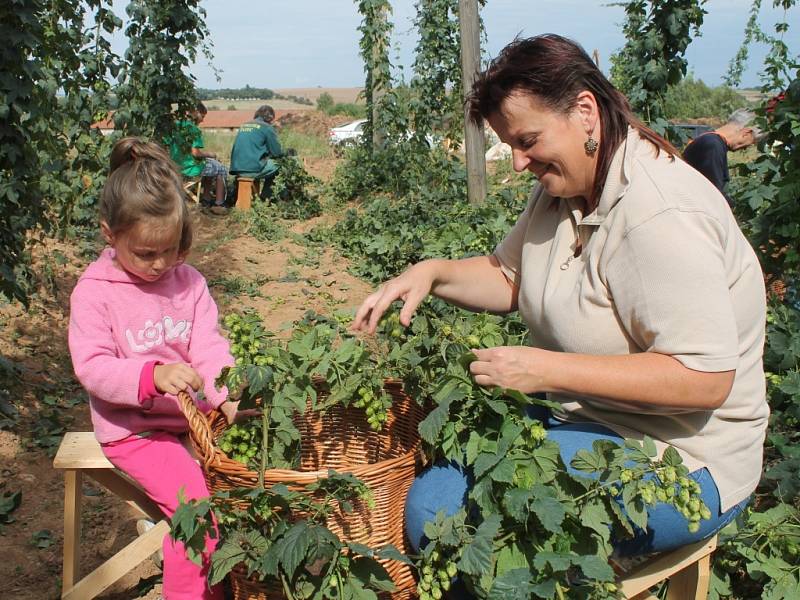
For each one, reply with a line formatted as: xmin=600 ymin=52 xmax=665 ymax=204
xmin=328 ymin=118 xmax=439 ymax=152
xmin=328 ymin=119 xmax=367 ymax=149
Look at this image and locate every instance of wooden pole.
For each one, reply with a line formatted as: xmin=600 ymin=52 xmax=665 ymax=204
xmin=458 ymin=0 xmax=487 ymax=204
xmin=372 ymin=4 xmax=388 ymax=151
xmin=592 ymin=48 xmax=601 ymax=69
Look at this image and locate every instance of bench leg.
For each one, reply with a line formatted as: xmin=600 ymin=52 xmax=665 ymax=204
xmin=666 ymin=553 xmax=711 ymax=600
xmin=87 ymin=469 xmax=164 ymax=522
xmin=236 ymin=179 xmax=254 ymax=210
xmin=61 ymin=520 xmax=169 ymax=600
xmin=60 ymin=467 xmax=167 ymax=599
xmin=62 ymin=469 xmax=82 ymax=594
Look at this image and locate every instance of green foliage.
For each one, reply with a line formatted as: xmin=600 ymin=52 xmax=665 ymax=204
xmin=700 ymin=5 xmax=800 ymax=597
xmin=317 ymin=93 xmax=363 ymax=118
xmin=171 ymin=475 xmax=397 ymax=597
xmin=1 ymin=0 xmax=213 ymax=305
xmin=355 ymin=306 xmax=710 ymax=599
xmin=724 ymin=0 xmax=766 ymax=88
xmin=0 ymin=490 xmax=22 ymax=531
xmin=730 ymin=78 xmax=800 ymax=283
xmin=199 ymin=85 xmax=275 ymax=101
xmin=662 ymin=75 xmax=749 ymax=121
xmin=244 ymin=202 xmax=287 ymax=242
xmin=39 ymin=1 xmax=121 ymax=238
xmin=208 ymin=275 xmax=269 ymax=298
xmin=357 ymin=0 xmax=393 ymax=154
xmin=419 ymin=435 xmax=705 ymax=599
xmin=317 ymin=92 xmax=335 ymax=113
xmin=409 ymin=0 xmax=466 ymax=146
xmin=0 ymin=0 xmax=49 ymax=303
xmin=710 ymin=504 xmax=800 ymax=600
xmin=727 ymin=2 xmax=799 ymax=283
xmin=0 ymin=0 xmax=119 ymax=303
xmin=320 ymin=169 xmax=531 ymax=285
xmin=707 ymin=300 xmax=800 ymax=599
xmin=610 ymin=0 xmax=707 ymax=141
xmin=219 ymin=310 xmax=406 ymax=459
xmin=270 ymin=157 xmax=322 ymax=220
xmin=278 ymin=128 xmax=334 ymax=160
xmin=347 ymin=0 xmax=487 ymax=209
xmin=213 ymin=297 xmax=712 ymax=600
xmin=114 ymin=0 xmax=212 ymax=140
xmin=198 ymin=85 xmax=313 ymax=105
xmin=329 ymin=102 xmax=366 ymax=118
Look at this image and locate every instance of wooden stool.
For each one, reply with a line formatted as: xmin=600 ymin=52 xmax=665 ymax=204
xmin=183 ymin=177 xmax=202 ymax=204
xmin=617 ymin=534 xmax=718 ymax=599
xmin=53 ymin=432 xmax=168 ymax=600
xmin=235 ymin=177 xmax=259 ymax=210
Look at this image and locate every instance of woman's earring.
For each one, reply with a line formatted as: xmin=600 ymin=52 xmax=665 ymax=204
xmin=584 ymin=136 xmax=599 ymax=155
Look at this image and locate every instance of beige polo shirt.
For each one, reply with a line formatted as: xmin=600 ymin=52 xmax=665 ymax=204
xmin=495 ymin=127 xmax=768 ymax=511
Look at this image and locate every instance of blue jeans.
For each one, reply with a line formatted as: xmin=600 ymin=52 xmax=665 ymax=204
xmin=406 ymin=412 xmax=747 ymax=558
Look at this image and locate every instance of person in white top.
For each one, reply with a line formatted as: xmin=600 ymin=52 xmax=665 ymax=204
xmin=353 ymin=34 xmax=768 ymax=559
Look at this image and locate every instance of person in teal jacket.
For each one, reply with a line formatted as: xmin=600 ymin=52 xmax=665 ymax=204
xmin=230 ymin=105 xmax=284 ymax=200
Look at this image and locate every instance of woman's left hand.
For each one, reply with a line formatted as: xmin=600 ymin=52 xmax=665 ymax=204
xmin=469 ymin=346 xmax=554 ymax=394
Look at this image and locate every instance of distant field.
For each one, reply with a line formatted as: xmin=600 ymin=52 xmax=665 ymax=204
xmin=736 ymin=89 xmax=768 ymax=104
xmin=275 ymin=87 xmax=364 ymax=104
xmin=205 ymin=88 xmax=364 ymax=112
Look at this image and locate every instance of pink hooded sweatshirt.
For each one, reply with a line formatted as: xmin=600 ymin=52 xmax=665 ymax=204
xmin=69 ymin=248 xmax=233 ymax=443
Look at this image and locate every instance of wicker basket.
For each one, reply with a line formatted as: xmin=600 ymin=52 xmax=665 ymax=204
xmin=229 ymin=565 xmax=281 ymax=600
xmin=178 ymin=380 xmax=425 ymax=598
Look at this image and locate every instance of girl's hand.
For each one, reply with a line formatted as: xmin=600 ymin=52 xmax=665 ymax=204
xmin=154 ymin=363 xmax=203 ymax=395
xmin=352 ymin=262 xmax=437 ymax=334
xmin=218 ymin=400 xmax=260 ymax=425
xmin=469 ymin=346 xmax=554 ymax=394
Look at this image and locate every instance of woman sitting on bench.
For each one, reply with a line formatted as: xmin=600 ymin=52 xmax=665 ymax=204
xmin=353 ymin=34 xmax=768 ymax=573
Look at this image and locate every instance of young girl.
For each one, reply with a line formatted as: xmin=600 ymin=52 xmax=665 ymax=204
xmin=68 ymin=137 xmax=241 ymax=600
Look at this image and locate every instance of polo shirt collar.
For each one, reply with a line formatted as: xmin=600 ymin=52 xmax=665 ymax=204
xmin=580 ymin=126 xmax=638 ymax=226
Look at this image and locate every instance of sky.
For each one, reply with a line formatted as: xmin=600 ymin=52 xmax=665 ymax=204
xmin=119 ymin=1 xmax=800 ymax=90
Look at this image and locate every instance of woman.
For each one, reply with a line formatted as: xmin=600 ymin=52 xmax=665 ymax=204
xmin=353 ymin=34 xmax=768 ymax=557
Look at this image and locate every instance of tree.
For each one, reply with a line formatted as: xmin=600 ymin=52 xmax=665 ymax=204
xmin=610 ymin=0 xmax=707 ymax=141
xmin=316 ymin=92 xmax=335 ymax=113
xmin=114 ymin=0 xmax=213 ymax=141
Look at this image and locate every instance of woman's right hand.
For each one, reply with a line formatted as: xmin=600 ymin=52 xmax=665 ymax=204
xmin=154 ymin=363 xmax=203 ymax=395
xmin=352 ymin=261 xmax=439 ymax=334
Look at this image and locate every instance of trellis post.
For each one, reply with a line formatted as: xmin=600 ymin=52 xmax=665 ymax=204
xmin=458 ymin=0 xmax=487 ymax=204
xmin=372 ymin=2 xmax=388 ymax=150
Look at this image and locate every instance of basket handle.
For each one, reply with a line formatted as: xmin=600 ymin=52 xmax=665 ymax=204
xmin=177 ymin=390 xmax=218 ymax=470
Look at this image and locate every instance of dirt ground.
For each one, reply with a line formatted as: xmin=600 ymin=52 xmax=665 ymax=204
xmin=0 ymin=159 xmax=374 ymax=599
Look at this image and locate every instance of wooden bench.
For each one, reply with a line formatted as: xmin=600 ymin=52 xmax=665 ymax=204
xmin=617 ymin=534 xmax=717 ymax=599
xmin=53 ymin=432 xmax=168 ymax=600
xmin=183 ymin=177 xmax=202 ymax=204
xmin=234 ymin=177 xmax=259 ymax=210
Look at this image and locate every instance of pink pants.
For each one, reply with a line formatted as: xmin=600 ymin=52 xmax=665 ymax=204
xmin=102 ymin=431 xmax=222 ymax=600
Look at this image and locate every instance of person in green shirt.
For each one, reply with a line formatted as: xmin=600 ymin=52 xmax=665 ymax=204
xmin=230 ymin=105 xmax=284 ymax=200
xmin=166 ymin=102 xmax=228 ymax=212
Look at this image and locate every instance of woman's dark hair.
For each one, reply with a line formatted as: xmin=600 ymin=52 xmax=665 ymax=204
xmin=468 ymin=34 xmax=677 ymax=203
xmin=102 ymin=137 xmax=192 ymax=255
xmin=254 ymin=104 xmax=275 ymax=123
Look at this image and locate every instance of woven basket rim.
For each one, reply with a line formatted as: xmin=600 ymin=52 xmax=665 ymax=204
xmin=178 ymin=382 xmax=424 ymax=482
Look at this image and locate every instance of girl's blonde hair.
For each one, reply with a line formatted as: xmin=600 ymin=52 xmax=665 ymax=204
xmin=101 ymin=137 xmax=192 ymax=254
